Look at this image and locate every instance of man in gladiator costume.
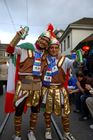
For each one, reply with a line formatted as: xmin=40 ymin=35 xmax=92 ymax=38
xmin=41 ymin=34 xmax=76 ymax=140
xmin=5 ymin=24 xmax=54 ymax=140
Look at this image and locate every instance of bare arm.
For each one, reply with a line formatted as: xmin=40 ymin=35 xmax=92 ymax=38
xmin=76 ymin=81 xmax=84 ymax=93
xmin=68 ymin=88 xmax=80 ymax=94
xmin=6 ymin=26 xmax=29 ymax=54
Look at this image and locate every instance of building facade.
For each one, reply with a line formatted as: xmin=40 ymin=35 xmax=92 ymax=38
xmin=60 ymin=17 xmax=93 ymax=55
xmin=0 ymin=44 xmax=9 ymax=81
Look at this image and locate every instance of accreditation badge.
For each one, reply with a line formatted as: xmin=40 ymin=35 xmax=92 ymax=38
xmin=44 ymin=75 xmax=52 ymax=82
xmin=33 ymin=65 xmax=41 ymax=72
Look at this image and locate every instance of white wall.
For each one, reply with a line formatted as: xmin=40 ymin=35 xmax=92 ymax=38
xmin=72 ymin=29 xmax=93 ymax=50
xmin=61 ymin=29 xmax=93 ymax=55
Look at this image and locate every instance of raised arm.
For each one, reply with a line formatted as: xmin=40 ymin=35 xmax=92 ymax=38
xmin=6 ymin=26 xmax=29 ymax=54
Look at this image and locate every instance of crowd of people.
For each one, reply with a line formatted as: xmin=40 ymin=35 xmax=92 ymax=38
xmin=4 ymin=24 xmax=93 ymax=140
xmin=68 ymin=66 xmax=93 ymax=129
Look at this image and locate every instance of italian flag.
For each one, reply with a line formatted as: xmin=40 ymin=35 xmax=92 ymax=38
xmin=46 ymin=68 xmax=51 ymax=75
xmin=35 ymin=58 xmax=41 ymax=63
xmin=4 ymin=43 xmax=35 ymax=113
xmin=4 ymin=55 xmax=20 ymax=113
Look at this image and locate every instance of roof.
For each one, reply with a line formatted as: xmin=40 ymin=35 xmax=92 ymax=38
xmin=60 ymin=17 xmax=93 ymax=43
xmin=71 ymin=17 xmax=93 ymax=26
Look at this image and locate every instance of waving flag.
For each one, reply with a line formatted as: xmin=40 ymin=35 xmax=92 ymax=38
xmin=5 ymin=55 xmax=17 ymax=113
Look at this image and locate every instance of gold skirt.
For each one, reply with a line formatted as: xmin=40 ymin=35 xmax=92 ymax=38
xmin=41 ymin=85 xmax=70 ymax=116
xmin=14 ymin=80 xmax=41 ymax=107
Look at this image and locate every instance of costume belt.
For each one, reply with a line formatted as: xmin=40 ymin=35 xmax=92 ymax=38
xmin=50 ymin=83 xmax=61 ymax=86
xmin=19 ymin=75 xmax=41 ymax=82
xmin=18 ymin=75 xmax=41 ymax=90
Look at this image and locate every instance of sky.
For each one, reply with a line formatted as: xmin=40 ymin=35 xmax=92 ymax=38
xmin=0 ymin=0 xmax=93 ymax=44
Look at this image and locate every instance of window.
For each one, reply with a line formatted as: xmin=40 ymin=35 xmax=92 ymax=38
xmin=0 ymin=50 xmax=5 ymax=57
xmin=67 ymin=35 xmax=70 ymax=48
xmin=64 ymin=40 xmax=66 ymax=51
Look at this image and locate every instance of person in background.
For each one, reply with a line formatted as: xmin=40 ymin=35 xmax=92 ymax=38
xmin=68 ymin=70 xmax=77 ymax=105
xmin=69 ymin=71 xmax=93 ymax=120
xmin=68 ymin=71 xmax=83 ymax=113
xmin=77 ymin=72 xmax=93 ymax=121
xmin=86 ymin=84 xmax=93 ymax=129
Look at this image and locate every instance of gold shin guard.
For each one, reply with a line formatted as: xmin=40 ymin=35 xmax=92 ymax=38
xmin=61 ymin=115 xmax=70 ymax=133
xmin=44 ymin=112 xmax=51 ymax=129
xmin=14 ymin=116 xmax=22 ymax=137
xmin=30 ymin=113 xmax=38 ymax=132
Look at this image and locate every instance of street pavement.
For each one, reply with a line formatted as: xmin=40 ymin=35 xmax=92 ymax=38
xmin=53 ymin=104 xmax=93 ymax=140
xmin=0 ymin=93 xmax=93 ymax=140
xmin=0 ymin=110 xmax=59 ymax=140
xmin=0 ymin=92 xmax=6 ymax=124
